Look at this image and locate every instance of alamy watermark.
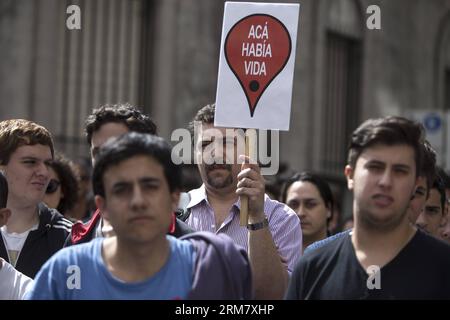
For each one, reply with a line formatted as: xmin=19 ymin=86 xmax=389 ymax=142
xmin=366 ymin=265 xmax=381 ymax=290
xmin=366 ymin=5 xmax=381 ymax=30
xmin=171 ymin=121 xmax=280 ymax=175
xmin=66 ymin=265 xmax=81 ymax=290
xmin=66 ymin=5 xmax=81 ymax=30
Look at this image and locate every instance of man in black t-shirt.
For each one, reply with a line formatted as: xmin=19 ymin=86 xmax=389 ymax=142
xmin=286 ymin=117 xmax=450 ymax=299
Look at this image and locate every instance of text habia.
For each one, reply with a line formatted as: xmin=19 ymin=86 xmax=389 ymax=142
xmin=241 ymin=42 xmax=272 ymax=58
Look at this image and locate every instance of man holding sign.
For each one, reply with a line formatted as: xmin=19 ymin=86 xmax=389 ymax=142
xmin=186 ymin=104 xmax=301 ymax=299
xmin=185 ymin=2 xmax=301 ymax=299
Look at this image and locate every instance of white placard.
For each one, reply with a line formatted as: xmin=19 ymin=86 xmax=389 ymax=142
xmin=215 ymin=2 xmax=300 ymax=130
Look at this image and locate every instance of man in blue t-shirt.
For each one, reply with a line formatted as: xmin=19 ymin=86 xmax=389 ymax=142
xmin=28 ymin=133 xmax=252 ymax=300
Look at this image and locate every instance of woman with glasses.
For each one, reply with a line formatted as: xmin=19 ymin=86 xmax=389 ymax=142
xmin=43 ymin=153 xmax=79 ymax=222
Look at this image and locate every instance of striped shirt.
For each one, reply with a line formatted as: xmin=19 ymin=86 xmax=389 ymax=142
xmin=186 ymin=185 xmax=302 ymax=273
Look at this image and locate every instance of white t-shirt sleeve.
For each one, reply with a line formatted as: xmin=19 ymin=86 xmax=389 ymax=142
xmin=0 ymin=258 xmax=34 ymax=300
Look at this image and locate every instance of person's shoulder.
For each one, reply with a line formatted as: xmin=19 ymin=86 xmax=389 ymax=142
xmin=181 ymin=231 xmax=248 ymax=261
xmin=50 ymin=237 xmax=101 ymax=264
xmin=0 ymin=259 xmax=34 ymax=300
xmin=300 ymin=230 xmax=350 ymax=266
xmin=414 ymin=230 xmax=450 ymax=260
xmin=304 ymin=229 xmax=352 ymax=255
xmin=263 ymin=195 xmax=298 ymax=220
xmin=181 ymin=231 xmax=237 ymax=249
xmin=0 ymin=259 xmax=29 ymax=280
xmin=38 ymin=202 xmax=73 ymax=234
xmin=183 ymin=232 xmax=252 ymax=299
xmin=167 ymin=234 xmax=195 ymax=255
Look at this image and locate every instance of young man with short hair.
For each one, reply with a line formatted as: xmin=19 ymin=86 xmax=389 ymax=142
xmin=67 ymin=103 xmax=193 ymax=246
xmin=0 ymin=119 xmax=72 ymax=278
xmin=29 ymin=133 xmax=252 ymax=299
xmin=286 ymin=116 xmax=450 ymax=299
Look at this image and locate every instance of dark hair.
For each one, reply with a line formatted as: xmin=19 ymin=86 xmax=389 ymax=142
xmin=431 ymin=171 xmax=446 ymax=214
xmin=85 ymin=103 xmax=157 ymax=146
xmin=93 ymin=132 xmax=181 ymax=197
xmin=420 ymin=140 xmax=437 ymax=196
xmin=347 ymin=116 xmax=424 ymax=176
xmin=281 ymin=171 xmax=334 ymax=218
xmin=48 ymin=153 xmax=79 ymax=214
xmin=437 ymin=167 xmax=450 ymax=189
xmin=188 ymin=103 xmax=216 ymax=144
xmin=0 ymin=171 xmax=8 ymax=208
xmin=0 ymin=119 xmax=54 ymax=165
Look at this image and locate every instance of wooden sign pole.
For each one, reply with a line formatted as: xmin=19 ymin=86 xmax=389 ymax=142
xmin=240 ymin=133 xmax=255 ymax=226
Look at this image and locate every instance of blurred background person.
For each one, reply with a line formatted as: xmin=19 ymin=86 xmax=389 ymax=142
xmin=408 ymin=140 xmax=437 ymax=224
xmin=43 ymin=153 xmax=80 ymax=222
xmin=437 ymin=168 xmax=450 ymax=243
xmin=416 ymin=172 xmax=446 ymax=238
xmin=281 ymin=171 xmax=334 ymax=252
xmin=64 ymin=158 xmax=95 ymax=222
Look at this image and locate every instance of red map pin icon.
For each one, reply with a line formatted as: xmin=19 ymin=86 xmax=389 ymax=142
xmin=225 ymin=14 xmax=291 ymax=117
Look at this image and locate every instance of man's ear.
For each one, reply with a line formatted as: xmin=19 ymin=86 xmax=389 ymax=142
xmin=0 ymin=208 xmax=11 ymax=227
xmin=171 ymin=190 xmax=181 ymax=212
xmin=327 ymin=210 xmax=332 ymax=219
xmin=95 ymin=195 xmax=108 ymax=219
xmin=345 ymin=165 xmax=354 ymax=191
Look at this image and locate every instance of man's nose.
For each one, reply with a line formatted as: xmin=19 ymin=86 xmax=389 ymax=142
xmin=297 ymin=205 xmax=307 ymax=219
xmin=211 ymin=141 xmax=226 ymax=164
xmin=416 ymin=213 xmax=427 ymax=229
xmin=36 ymin=161 xmax=49 ymax=177
xmin=378 ymin=170 xmax=393 ymax=188
xmin=130 ymin=186 xmax=146 ymax=209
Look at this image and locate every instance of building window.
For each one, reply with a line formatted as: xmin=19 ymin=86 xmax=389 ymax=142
xmin=322 ymin=32 xmax=362 ymax=175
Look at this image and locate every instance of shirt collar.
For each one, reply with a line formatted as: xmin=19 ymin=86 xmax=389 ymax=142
xmin=187 ymin=184 xmax=207 ymax=209
xmin=187 ymin=184 xmax=242 ymax=210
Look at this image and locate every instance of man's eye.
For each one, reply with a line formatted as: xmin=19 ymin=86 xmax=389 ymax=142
xmin=426 ymin=207 xmax=441 ymax=215
xmin=394 ymin=168 xmax=409 ymax=175
xmin=113 ymin=185 xmax=130 ymax=194
xmin=415 ymin=189 xmax=425 ymax=197
xmin=287 ymin=201 xmax=299 ymax=210
xmin=305 ymin=202 xmax=318 ymax=209
xmin=142 ymin=182 xmax=158 ymax=190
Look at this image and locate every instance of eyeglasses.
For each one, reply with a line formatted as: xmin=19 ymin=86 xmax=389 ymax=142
xmin=46 ymin=179 xmax=61 ymax=194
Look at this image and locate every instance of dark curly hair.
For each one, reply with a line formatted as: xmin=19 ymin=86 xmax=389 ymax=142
xmin=85 ymin=103 xmax=157 ymax=146
xmin=347 ymin=116 xmax=425 ymax=176
xmin=93 ymin=133 xmax=181 ymax=198
xmin=48 ymin=153 xmax=79 ymax=214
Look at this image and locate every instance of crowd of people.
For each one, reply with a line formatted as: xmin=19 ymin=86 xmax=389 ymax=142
xmin=1 ymin=103 xmax=450 ymax=299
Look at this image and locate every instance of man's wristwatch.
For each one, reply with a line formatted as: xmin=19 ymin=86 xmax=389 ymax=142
xmin=247 ymin=217 xmax=269 ymax=231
